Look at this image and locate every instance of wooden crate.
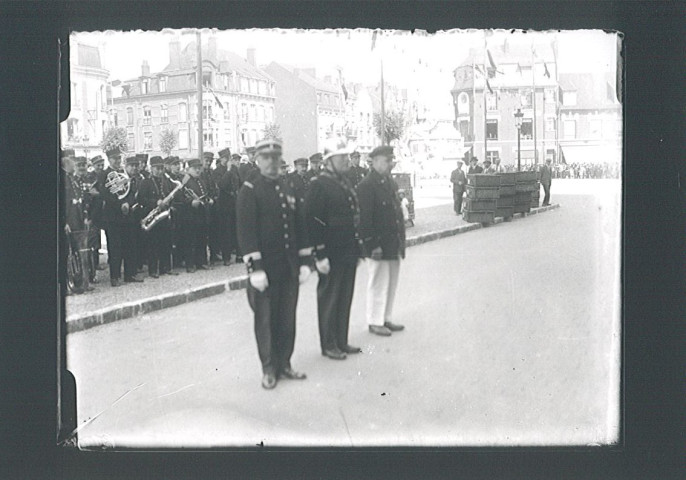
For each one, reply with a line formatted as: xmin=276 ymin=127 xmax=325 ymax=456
xmin=467 ymin=174 xmax=501 ymax=187
xmin=515 ymin=182 xmax=537 ymax=192
xmin=495 ymin=206 xmax=514 ymax=218
xmin=515 ymin=171 xmax=538 ymax=183
xmin=515 ymin=191 xmax=533 ymax=204
xmin=496 ymin=172 xmax=516 ymax=185
xmin=464 ymin=198 xmax=497 ymax=211
xmin=499 ymin=184 xmax=516 ymax=196
xmin=514 ymin=204 xmax=531 ymax=214
xmin=463 ymin=210 xmax=495 ymax=224
xmin=466 ymin=185 xmax=500 ymax=200
xmin=496 ymin=195 xmax=515 ymax=207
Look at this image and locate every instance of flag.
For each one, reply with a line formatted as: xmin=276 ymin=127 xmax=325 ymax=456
xmin=543 ymin=63 xmax=551 ymax=78
xmin=371 ymin=30 xmax=378 ymax=51
xmin=516 ymin=63 xmax=522 ymax=74
xmin=487 ymin=49 xmax=497 ymax=70
xmin=474 ymin=64 xmax=493 ymax=94
xmin=206 ymin=85 xmax=223 ymax=109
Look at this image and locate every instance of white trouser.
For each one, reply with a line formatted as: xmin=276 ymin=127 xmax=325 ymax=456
xmin=365 ymin=259 xmax=401 ymax=327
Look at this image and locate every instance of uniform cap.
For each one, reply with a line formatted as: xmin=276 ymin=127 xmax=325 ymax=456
xmin=187 ymin=158 xmax=203 ymax=168
xmin=135 ymin=153 xmax=148 ymax=163
xmin=90 ymin=155 xmax=105 ymax=165
xmin=309 ymin=152 xmax=323 ymax=162
xmin=169 ymin=156 xmax=181 ymax=165
xmin=254 ymin=138 xmax=282 ymax=156
xmin=203 ymin=151 xmax=214 ymax=159
xmin=105 ymin=147 xmax=121 ymax=158
xmin=369 ymin=145 xmax=394 ymax=158
xmin=294 ymin=157 xmax=308 ymax=166
xmin=230 ymin=153 xmax=242 ymax=161
xmin=322 ymin=138 xmax=350 ymax=161
xmin=125 ymin=156 xmax=139 ymax=165
xmin=74 ymin=156 xmax=87 ymax=165
xmin=350 ymin=150 xmax=361 ymax=158
xmin=61 ymin=148 xmax=75 ymax=159
xmin=149 ymin=156 xmax=164 ymax=167
xmin=218 ymin=147 xmax=231 ymax=159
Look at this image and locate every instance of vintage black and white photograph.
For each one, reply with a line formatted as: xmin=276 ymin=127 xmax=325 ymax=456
xmin=60 ymin=27 xmax=622 ymax=448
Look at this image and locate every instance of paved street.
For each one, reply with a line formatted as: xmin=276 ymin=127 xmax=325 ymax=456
xmin=67 ymin=180 xmax=620 ymax=448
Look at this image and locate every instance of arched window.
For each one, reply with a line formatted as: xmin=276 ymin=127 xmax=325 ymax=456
xmin=143 ymin=106 xmax=152 ymax=125
xmin=178 ymin=103 xmax=187 ymax=122
xmin=161 ymin=105 xmax=168 ymax=123
xmin=126 ymin=107 xmax=134 ymax=126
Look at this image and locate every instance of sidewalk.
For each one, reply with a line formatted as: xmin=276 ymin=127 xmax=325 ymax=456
xmin=65 ymin=203 xmax=560 ymax=333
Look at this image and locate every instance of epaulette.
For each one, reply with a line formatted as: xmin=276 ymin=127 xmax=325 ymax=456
xmin=244 ymin=181 xmax=254 ymax=189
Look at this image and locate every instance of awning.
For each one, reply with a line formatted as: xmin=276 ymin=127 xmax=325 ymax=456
xmin=561 ymin=145 xmax=621 ymax=165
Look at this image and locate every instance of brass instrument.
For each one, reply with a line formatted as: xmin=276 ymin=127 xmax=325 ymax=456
xmin=104 ymin=169 xmax=131 ymax=200
xmin=140 ymin=174 xmax=190 ymax=232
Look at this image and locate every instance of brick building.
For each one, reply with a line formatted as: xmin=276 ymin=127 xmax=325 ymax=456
xmin=111 ymin=36 xmax=276 ymax=158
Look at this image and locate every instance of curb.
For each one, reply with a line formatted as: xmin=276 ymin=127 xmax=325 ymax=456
xmin=66 ymin=203 xmax=560 ymax=334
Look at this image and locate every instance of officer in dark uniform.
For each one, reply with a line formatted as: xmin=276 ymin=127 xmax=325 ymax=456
xmin=101 ymin=154 xmax=144 ymax=286
xmin=236 ymin=138 xmax=313 ymax=390
xmin=63 ymin=151 xmax=93 ymax=293
xmin=136 ymin=153 xmax=151 ymax=179
xmin=346 ymin=150 xmax=368 ymax=189
xmin=138 ymin=156 xmax=174 ymax=278
xmin=214 ymin=147 xmax=240 ymax=265
xmin=203 ymin=151 xmax=221 ymax=265
xmin=304 ymin=152 xmax=323 ymax=182
xmin=181 ymin=158 xmax=213 ymax=272
xmin=135 ymin=153 xmax=150 ymax=272
xmin=73 ymin=156 xmax=100 ymax=284
xmin=238 ymin=146 xmax=259 ymax=184
xmin=165 ymin=156 xmax=185 ymax=271
xmin=305 ymin=141 xmax=363 ymax=360
xmin=357 ymin=145 xmax=406 ymax=336
xmin=288 ymin=157 xmax=310 ymax=207
xmin=88 ymin=155 xmax=106 ymax=272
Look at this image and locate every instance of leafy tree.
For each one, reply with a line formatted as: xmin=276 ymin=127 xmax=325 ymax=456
xmin=262 ymin=123 xmax=282 ymax=141
xmin=100 ymin=126 xmax=128 ymax=153
xmin=373 ymin=110 xmax=407 ymax=145
xmin=159 ymin=128 xmax=177 ymax=156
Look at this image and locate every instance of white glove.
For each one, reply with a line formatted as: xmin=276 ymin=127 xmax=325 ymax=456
xmin=249 ymin=270 xmax=269 ymax=292
xmin=298 ymin=265 xmax=312 ymax=284
xmin=315 ymin=257 xmax=331 ymax=275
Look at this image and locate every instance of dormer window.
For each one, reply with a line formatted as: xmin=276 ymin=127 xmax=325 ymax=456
xmin=159 ymin=76 xmax=167 ymax=93
xmin=141 ymin=79 xmax=149 ymax=95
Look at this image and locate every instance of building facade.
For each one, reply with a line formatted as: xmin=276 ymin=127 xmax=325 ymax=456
xmin=451 ymin=42 xmax=560 ymax=167
xmin=61 ymin=42 xmax=110 ymax=157
xmin=343 ymin=83 xmax=376 ymax=154
xmin=111 ymin=36 xmax=276 ymax=159
xmin=264 ymin=63 xmax=345 ymax=161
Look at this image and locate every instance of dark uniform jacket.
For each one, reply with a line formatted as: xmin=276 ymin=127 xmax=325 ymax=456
xmin=347 ymin=165 xmax=368 ymax=189
xmin=287 ymin=171 xmax=310 ymax=207
xmin=468 ymin=165 xmax=484 ymax=174
xmin=450 ymin=168 xmax=466 ymax=192
xmin=539 ymin=164 xmax=552 ymax=186
xmin=304 ymin=168 xmax=321 ymax=183
xmin=99 ymin=167 xmax=139 ymax=225
xmin=238 ymin=162 xmax=259 ymax=184
xmin=64 ymin=172 xmax=86 ymax=231
xmin=138 ymin=175 xmax=173 ymax=216
xmin=357 ymin=169 xmax=406 ymax=260
xmin=200 ymin=168 xmax=218 ymax=202
xmin=182 ymin=175 xmax=212 ymax=226
xmin=236 ymin=173 xmax=309 ymax=274
xmin=215 ymin=164 xmax=240 ymax=212
xmin=305 ymin=171 xmax=361 ymax=263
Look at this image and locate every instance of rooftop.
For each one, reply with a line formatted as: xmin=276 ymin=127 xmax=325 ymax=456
xmin=270 ymin=62 xmax=340 ymax=94
xmin=76 ymin=43 xmax=103 ymax=69
xmin=559 ymin=72 xmax=621 ymax=109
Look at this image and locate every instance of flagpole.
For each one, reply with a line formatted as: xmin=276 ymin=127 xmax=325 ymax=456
xmin=472 ymin=54 xmax=476 ymax=161
xmin=380 ymin=59 xmax=386 ymax=146
xmin=532 ymin=45 xmax=537 ymax=166
xmin=483 ymin=33 xmax=488 ymax=162
xmin=196 ymin=30 xmax=204 ymax=160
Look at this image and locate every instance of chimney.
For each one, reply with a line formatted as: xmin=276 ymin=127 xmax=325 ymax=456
xmin=208 ymin=36 xmax=218 ymax=61
xmin=247 ymin=48 xmax=256 ymax=67
xmin=169 ymin=37 xmax=180 ymax=70
xmin=141 ymin=60 xmax=150 ymax=77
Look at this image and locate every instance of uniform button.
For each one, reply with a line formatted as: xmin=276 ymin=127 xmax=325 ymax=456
xmin=282 ymin=213 xmax=287 ymax=219
xmin=284 ymin=224 xmax=288 ymax=229
xmin=275 ymin=185 xmax=280 ymax=191
xmin=282 ymin=203 xmax=286 ymax=208
xmin=285 ymin=243 xmax=290 ymax=249
xmin=279 ymin=192 xmax=284 ymax=198
xmin=284 ymin=233 xmax=289 ymax=239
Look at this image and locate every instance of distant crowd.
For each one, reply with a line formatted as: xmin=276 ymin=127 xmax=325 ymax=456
xmin=552 ymin=162 xmax=620 ymax=179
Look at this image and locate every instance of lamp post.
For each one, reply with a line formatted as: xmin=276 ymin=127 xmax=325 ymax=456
xmin=514 ymin=108 xmax=523 ymax=172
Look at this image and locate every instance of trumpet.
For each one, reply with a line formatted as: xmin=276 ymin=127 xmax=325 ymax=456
xmin=140 ymin=174 xmax=190 ymax=232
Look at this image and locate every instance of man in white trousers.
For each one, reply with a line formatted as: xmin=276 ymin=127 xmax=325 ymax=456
xmin=356 ymin=145 xmax=406 ymax=336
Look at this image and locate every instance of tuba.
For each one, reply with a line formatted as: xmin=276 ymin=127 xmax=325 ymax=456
xmin=140 ymin=174 xmax=190 ymax=232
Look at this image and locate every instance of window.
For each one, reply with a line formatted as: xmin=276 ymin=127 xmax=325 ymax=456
xmin=545 ymin=88 xmax=556 ymax=104
xmin=66 ymin=118 xmax=79 ymax=140
xmin=486 ymin=119 xmax=498 ymax=140
xmin=546 ymin=148 xmax=556 ymax=162
xmin=563 ymin=91 xmax=577 ymax=106
xmin=249 ymin=104 xmax=255 ymax=121
xmin=258 ymin=105 xmax=265 ymax=122
xmin=563 ymin=120 xmax=576 ymax=139
xmin=203 ymin=102 xmax=213 ymax=120
xmin=240 ymin=77 xmax=248 ymax=92
xmin=203 ymin=72 xmax=212 ymax=87
xmin=223 ymin=74 xmax=229 ymax=90
xmin=240 ymin=103 xmax=247 ymax=122
xmin=590 ymin=119 xmax=601 ymax=139
xmin=268 ymin=106 xmax=274 ymax=123
xmin=317 ymin=92 xmax=322 ymax=103
xmin=141 ymin=80 xmax=148 ymax=95
xmin=521 ymin=119 xmax=533 ymax=139
xmin=459 ymin=120 xmax=469 ymax=139
xmin=144 ymin=132 xmax=153 ymax=150
xmin=203 ymin=130 xmax=214 ymax=148
xmin=520 ymin=90 xmax=532 ymax=107
xmin=159 ymin=77 xmax=166 ymax=93
xmin=486 ymin=150 xmax=499 ymax=162
xmin=126 ymin=107 xmax=134 ymax=126
xmin=224 ymin=102 xmax=230 ymax=121
xmin=178 ymin=129 xmax=188 ymax=149
xmin=161 ymin=105 xmax=168 ymax=123
xmin=112 ymin=110 xmax=118 ymax=127
xmin=178 ymin=103 xmax=187 ymax=122
xmin=71 ymin=82 xmax=80 ymax=107
xmin=143 ymin=106 xmax=152 ymax=125
xmin=457 ymin=92 xmax=470 ymax=115
xmin=486 ymin=92 xmax=497 ymax=111
xmin=224 ymin=129 xmax=231 ymax=147
xmin=100 ymin=85 xmax=106 ymax=109
xmin=127 ymin=133 xmax=135 ymax=151
xmin=545 ymin=118 xmax=555 ymax=132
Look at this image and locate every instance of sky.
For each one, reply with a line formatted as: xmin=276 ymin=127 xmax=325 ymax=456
xmin=73 ymin=28 xmax=619 ymax=118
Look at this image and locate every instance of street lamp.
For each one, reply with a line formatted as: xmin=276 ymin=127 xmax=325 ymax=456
xmin=514 ymin=108 xmax=524 ymax=172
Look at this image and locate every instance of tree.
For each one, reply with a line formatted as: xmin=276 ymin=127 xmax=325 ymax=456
xmin=159 ymin=128 xmax=177 ymax=156
xmin=100 ymin=126 xmax=128 ymax=153
xmin=262 ymin=123 xmax=282 ymax=141
xmin=373 ymin=110 xmax=407 ymax=145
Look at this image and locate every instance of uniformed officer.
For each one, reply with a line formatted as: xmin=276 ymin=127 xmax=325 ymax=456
xmin=203 ymin=151 xmax=221 ymax=265
xmin=134 ymin=153 xmax=150 ymax=272
xmin=238 ymin=146 xmax=259 ymax=184
xmin=63 ymin=151 xmax=93 ymax=293
xmin=88 ymin=155 xmax=106 ymax=271
xmin=346 ymin=150 xmax=368 ymax=189
xmin=138 ymin=156 xmax=174 ymax=278
xmin=236 ymin=138 xmax=313 ymax=390
xmin=305 ymin=140 xmax=363 ymax=360
xmin=101 ymin=154 xmax=144 ymax=286
xmin=136 ymin=153 xmax=151 ymax=179
xmin=304 ymin=152 xmax=323 ymax=182
xmin=214 ymin=147 xmax=240 ymax=266
xmin=180 ymin=158 xmax=213 ymax=272
xmin=279 ymin=159 xmax=290 ymax=176
xmin=165 ymin=156 xmax=184 ymax=272
xmin=357 ymin=145 xmax=406 ymax=336
xmin=450 ymin=160 xmax=466 ymax=215
xmin=288 ymin=157 xmax=310 ymax=206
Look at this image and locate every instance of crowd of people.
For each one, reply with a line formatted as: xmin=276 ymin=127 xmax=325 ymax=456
xmin=552 ymin=162 xmax=620 ymax=179
xmin=63 ymin=139 xmax=408 ymax=389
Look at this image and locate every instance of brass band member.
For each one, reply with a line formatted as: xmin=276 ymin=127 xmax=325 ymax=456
xmin=237 ymin=139 xmax=313 ymax=390
xmin=181 ymin=158 xmax=212 ymax=273
xmin=88 ymin=155 xmax=106 ymax=272
xmin=214 ymin=148 xmax=240 ymax=265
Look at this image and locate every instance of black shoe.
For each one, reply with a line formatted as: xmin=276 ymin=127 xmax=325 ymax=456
xmin=149 ymin=273 xmax=159 ymax=279
xmin=341 ymin=345 xmax=362 ymax=354
xmin=261 ymin=373 xmax=277 ymax=389
xmin=280 ymin=367 xmax=307 ymax=380
xmin=197 ymin=264 xmax=211 ymax=271
xmin=322 ymin=348 xmax=347 ymax=360
xmin=223 ymin=260 xmax=232 ymax=266
xmin=369 ymin=325 xmax=392 ymax=336
xmin=110 ymin=278 xmax=121 ymax=287
xmin=186 ymin=267 xmax=196 ymax=273
xmin=124 ymin=276 xmax=144 ymax=283
xmin=164 ymin=270 xmax=180 ymax=276
xmin=96 ymin=264 xmax=107 ymax=271
xmin=384 ymin=321 xmax=405 ymax=332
